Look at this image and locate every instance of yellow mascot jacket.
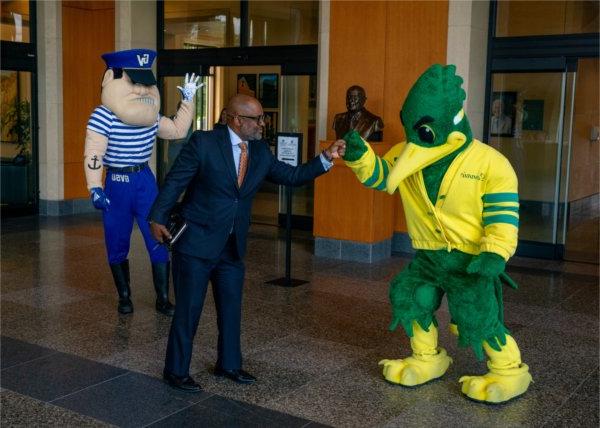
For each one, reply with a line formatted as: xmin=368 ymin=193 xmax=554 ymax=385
xmin=345 ymin=140 xmax=519 ymax=261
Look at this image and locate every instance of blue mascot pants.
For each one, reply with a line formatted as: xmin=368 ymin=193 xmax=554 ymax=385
xmin=102 ymin=166 xmax=169 ymax=265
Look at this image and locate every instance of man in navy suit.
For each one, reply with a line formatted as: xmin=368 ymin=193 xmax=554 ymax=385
xmin=149 ymin=94 xmax=346 ymax=392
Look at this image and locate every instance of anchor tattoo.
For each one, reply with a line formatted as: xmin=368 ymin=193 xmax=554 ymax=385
xmin=87 ymin=155 xmax=101 ymax=170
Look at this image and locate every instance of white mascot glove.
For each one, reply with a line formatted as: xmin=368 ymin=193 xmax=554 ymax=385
xmin=177 ymin=73 xmax=204 ymax=102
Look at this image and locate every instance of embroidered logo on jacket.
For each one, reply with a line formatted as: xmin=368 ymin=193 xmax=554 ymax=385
xmin=461 ymin=172 xmax=485 ymax=181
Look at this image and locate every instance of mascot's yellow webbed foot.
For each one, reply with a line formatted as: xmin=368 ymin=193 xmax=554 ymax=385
xmin=379 ymin=321 xmax=452 ymax=387
xmin=379 ymin=348 xmax=452 ymax=387
xmin=459 ymin=364 xmax=532 ymax=403
xmin=459 ymin=335 xmax=532 ymax=403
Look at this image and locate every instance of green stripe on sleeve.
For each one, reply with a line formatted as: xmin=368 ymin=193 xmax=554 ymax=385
xmin=363 ymin=157 xmax=382 ymax=187
xmin=375 ymin=180 xmax=387 ymax=190
xmin=381 ymin=158 xmax=389 ymax=179
xmin=483 ymin=205 xmax=520 ymax=213
xmin=482 ymin=193 xmax=519 ymax=203
xmin=373 ymin=159 xmax=390 ymax=190
xmin=483 ymin=214 xmax=519 ymax=228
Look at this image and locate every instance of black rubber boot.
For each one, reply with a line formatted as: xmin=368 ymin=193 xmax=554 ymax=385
xmin=152 ymin=262 xmax=175 ymax=316
xmin=110 ymin=260 xmax=133 ymax=314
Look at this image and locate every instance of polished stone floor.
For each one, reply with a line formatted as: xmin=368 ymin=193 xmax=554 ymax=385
xmin=1 ymin=213 xmax=598 ymax=427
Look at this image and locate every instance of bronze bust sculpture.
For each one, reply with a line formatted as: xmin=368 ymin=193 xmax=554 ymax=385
xmin=333 ymin=85 xmax=384 ymax=141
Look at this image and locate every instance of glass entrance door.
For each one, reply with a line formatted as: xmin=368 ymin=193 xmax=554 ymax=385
xmin=277 ymin=74 xmax=317 ymax=229
xmin=157 ymin=73 xmax=211 ymax=183
xmin=562 ymin=58 xmax=599 ymax=263
xmin=0 ymin=69 xmax=35 ymax=211
xmin=488 ymin=71 xmax=567 ymax=250
xmin=488 ymin=60 xmax=599 ymax=262
xmin=157 ymin=65 xmax=317 ymax=230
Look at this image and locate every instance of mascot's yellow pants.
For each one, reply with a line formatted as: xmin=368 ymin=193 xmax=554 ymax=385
xmin=379 ymin=321 xmax=532 ymax=404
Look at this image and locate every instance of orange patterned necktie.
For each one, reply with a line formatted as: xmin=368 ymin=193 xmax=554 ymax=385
xmin=237 ymin=142 xmax=248 ymax=187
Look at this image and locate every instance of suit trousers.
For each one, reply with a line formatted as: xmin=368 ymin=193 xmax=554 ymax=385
xmin=165 ymin=234 xmax=245 ymax=377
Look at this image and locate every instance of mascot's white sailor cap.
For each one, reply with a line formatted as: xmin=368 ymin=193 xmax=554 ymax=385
xmin=101 ymin=49 xmax=157 ymax=86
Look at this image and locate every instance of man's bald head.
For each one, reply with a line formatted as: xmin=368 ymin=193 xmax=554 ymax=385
xmin=225 ymin=94 xmax=264 ymax=141
xmin=227 ymin=94 xmax=262 ymax=117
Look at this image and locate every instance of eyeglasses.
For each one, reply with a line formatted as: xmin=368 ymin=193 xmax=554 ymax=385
xmin=228 ymin=113 xmax=264 ymax=124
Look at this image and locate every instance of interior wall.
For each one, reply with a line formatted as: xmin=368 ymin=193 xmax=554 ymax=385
xmin=327 ymin=0 xmax=449 ymax=233
xmin=569 ymin=58 xmax=599 ymax=202
xmin=496 ymin=0 xmax=599 ymax=37
xmin=62 ymin=1 xmax=114 ymax=199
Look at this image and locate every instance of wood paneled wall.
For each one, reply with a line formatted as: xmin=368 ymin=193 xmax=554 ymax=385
xmin=496 ymin=0 xmax=599 ymax=37
xmin=62 ymin=1 xmax=114 ymax=199
xmin=570 ymin=58 xmax=599 ymax=202
xmin=326 ymin=1 xmax=448 ymax=233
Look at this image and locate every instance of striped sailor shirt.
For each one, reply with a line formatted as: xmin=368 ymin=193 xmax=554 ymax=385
xmin=87 ymin=105 xmax=159 ymax=168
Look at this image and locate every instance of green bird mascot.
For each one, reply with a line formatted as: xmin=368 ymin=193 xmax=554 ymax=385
xmin=342 ymin=64 xmax=532 ymax=404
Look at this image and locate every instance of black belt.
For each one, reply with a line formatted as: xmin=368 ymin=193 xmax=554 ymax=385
xmin=106 ymin=162 xmax=148 ymax=173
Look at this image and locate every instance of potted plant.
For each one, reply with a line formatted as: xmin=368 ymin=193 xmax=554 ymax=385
xmin=1 ymin=99 xmax=31 ymax=165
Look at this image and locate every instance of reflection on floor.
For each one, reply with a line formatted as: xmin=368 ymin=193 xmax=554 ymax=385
xmin=1 ymin=214 xmax=598 ymax=427
xmin=565 ymin=217 xmax=600 ymax=263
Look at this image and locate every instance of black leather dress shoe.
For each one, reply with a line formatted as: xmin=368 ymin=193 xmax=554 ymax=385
xmin=118 ymin=298 xmax=133 ymax=314
xmin=163 ymin=370 xmax=201 ymax=393
xmin=155 ymin=299 xmax=175 ymax=316
xmin=214 ymin=367 xmax=256 ymax=384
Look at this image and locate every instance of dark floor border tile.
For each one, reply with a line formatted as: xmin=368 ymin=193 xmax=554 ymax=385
xmin=149 ymin=394 xmax=317 ymax=428
xmin=1 ymin=336 xmax=58 ymax=370
xmin=1 ymin=336 xmax=322 ymax=427
xmin=1 ymin=341 xmax=128 ymax=402
xmin=53 ymin=371 xmax=212 ymax=428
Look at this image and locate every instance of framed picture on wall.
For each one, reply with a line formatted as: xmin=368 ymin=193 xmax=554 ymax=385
xmin=258 ymin=73 xmax=279 ymax=108
xmin=522 ymin=99 xmax=544 ymax=131
xmin=237 ymin=74 xmax=257 ymax=98
xmin=490 ymin=91 xmax=517 ymax=137
xmin=263 ymin=111 xmax=277 ymax=145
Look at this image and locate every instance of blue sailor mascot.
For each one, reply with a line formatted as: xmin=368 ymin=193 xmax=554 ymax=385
xmin=83 ymin=49 xmax=202 ymax=316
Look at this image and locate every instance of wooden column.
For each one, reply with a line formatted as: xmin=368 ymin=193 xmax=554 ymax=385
xmin=315 ymin=1 xmax=448 ymax=261
xmin=314 ymin=141 xmax=395 ymax=262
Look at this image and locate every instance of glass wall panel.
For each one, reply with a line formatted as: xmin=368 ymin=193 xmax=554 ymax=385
xmin=1 ymin=0 xmax=30 ymax=42
xmin=249 ymin=0 xmax=318 ymax=46
xmin=488 ymin=72 xmax=566 ymax=243
xmin=278 ymin=74 xmax=316 ymax=218
xmin=163 ymin=0 xmax=240 ymax=49
xmin=158 ymin=74 xmax=211 ymax=182
xmin=562 ymin=58 xmax=599 ymax=263
xmin=496 ymin=0 xmax=599 ymax=37
xmin=0 ymin=70 xmax=34 ymax=206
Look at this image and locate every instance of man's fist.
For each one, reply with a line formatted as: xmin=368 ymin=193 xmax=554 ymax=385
xmin=177 ymin=73 xmax=204 ymax=101
xmin=324 ymin=139 xmax=346 ymax=161
xmin=90 ymin=187 xmax=110 ymax=211
xmin=342 ymin=130 xmax=368 ymax=161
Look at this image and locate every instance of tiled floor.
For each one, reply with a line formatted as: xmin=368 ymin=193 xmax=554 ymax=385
xmin=1 ymin=213 xmax=598 ymax=427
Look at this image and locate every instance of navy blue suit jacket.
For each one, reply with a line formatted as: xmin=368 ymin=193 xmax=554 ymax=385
xmin=149 ymin=127 xmax=327 ymax=260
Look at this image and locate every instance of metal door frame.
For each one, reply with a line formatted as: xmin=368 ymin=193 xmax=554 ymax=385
xmin=485 ymin=0 xmax=599 ymax=258
xmin=0 ymin=1 xmax=38 ymax=216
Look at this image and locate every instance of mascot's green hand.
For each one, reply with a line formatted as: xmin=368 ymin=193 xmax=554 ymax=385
xmin=467 ymin=252 xmax=506 ymax=277
xmin=342 ymin=130 xmax=367 ymax=162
